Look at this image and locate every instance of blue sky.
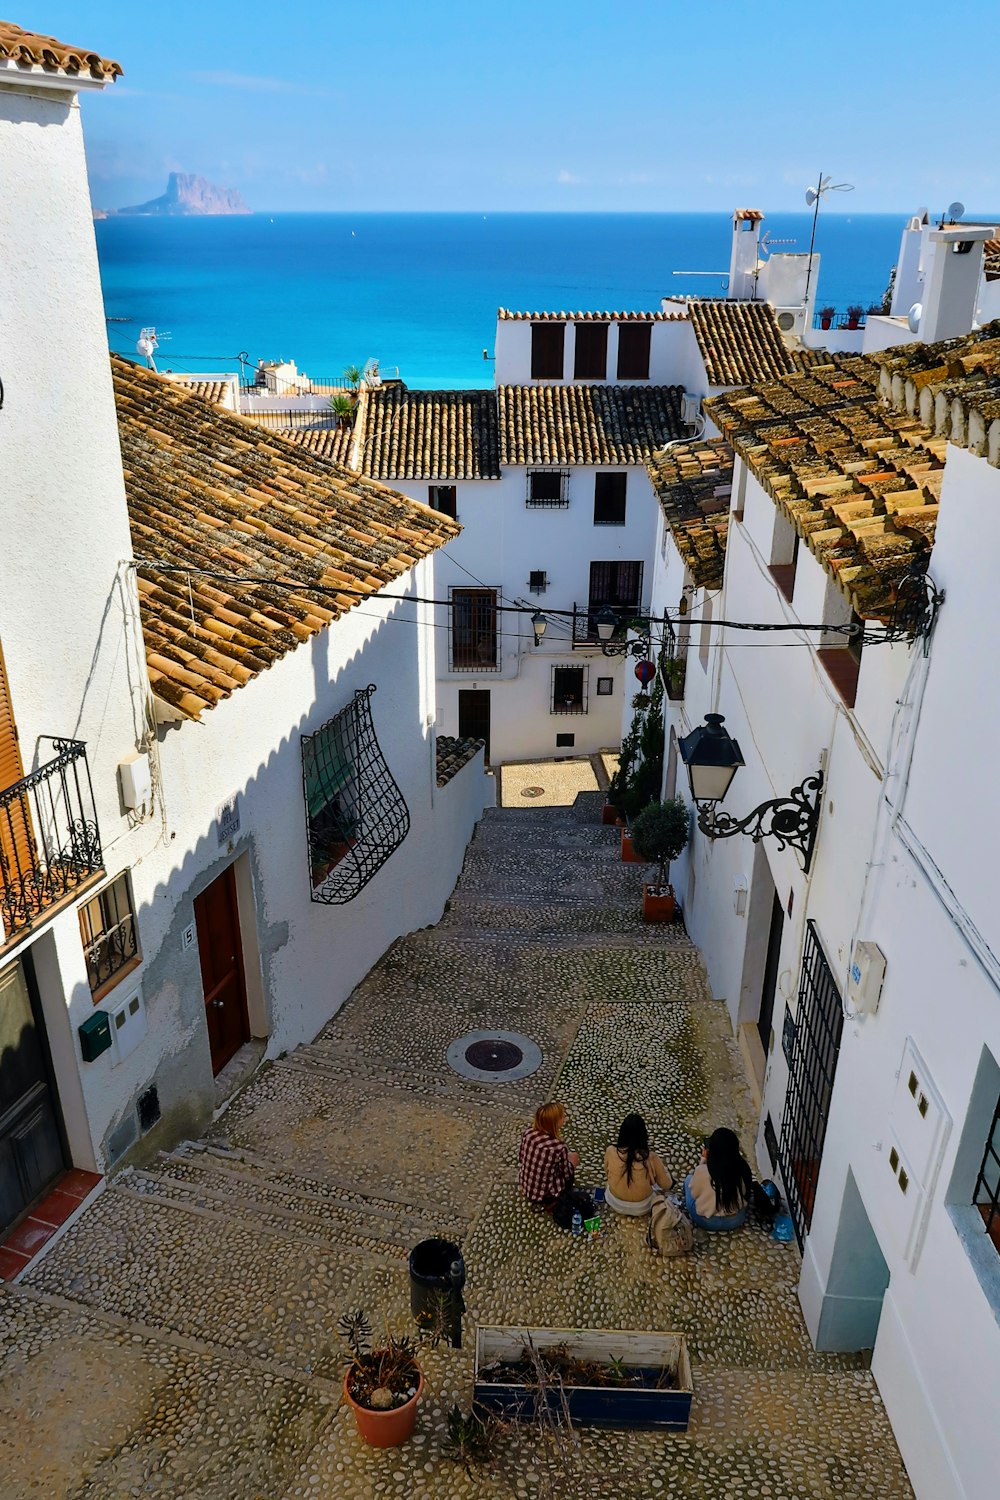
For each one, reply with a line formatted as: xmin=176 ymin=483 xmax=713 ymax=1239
xmin=35 ymin=0 xmax=999 ymax=213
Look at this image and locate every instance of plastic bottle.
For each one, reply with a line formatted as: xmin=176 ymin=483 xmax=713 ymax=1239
xmin=571 ymin=1210 xmax=583 ymax=1238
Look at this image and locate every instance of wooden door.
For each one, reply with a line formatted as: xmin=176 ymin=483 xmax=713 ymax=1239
xmin=458 ymin=690 xmax=490 ymax=762
xmin=193 ymin=866 xmax=250 ymax=1075
xmin=0 ymin=956 xmax=67 ymax=1235
xmin=0 ymin=641 xmax=34 ymax=889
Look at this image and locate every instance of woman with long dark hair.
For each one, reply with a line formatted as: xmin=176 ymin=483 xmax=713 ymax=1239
xmin=603 ymin=1112 xmax=672 ymax=1216
xmin=684 ymin=1127 xmax=752 ymax=1231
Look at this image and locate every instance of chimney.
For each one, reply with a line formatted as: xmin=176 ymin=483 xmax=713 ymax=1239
xmin=729 ymin=209 xmax=763 ymax=300
xmin=918 ymin=226 xmax=993 ymax=342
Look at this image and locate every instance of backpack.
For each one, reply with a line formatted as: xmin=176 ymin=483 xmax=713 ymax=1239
xmin=751 ymin=1179 xmax=781 ymax=1226
xmin=647 ymin=1194 xmax=695 ymax=1257
xmin=551 ymin=1185 xmax=597 ymax=1231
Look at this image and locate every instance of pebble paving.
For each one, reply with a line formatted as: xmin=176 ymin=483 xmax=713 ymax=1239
xmin=0 ymin=780 xmax=914 ymax=1498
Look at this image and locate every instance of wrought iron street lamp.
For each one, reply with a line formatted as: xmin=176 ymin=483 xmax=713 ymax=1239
xmin=678 ymin=713 xmax=823 ymax=870
xmin=594 ymin=606 xmax=652 ymax=661
xmin=531 ymin=611 xmax=547 ymax=647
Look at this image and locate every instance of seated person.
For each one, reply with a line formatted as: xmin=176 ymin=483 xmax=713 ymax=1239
xmin=604 ymin=1112 xmax=672 ymax=1216
xmin=518 ymin=1101 xmax=580 ymax=1210
xmin=684 ymin=1127 xmax=752 ymax=1231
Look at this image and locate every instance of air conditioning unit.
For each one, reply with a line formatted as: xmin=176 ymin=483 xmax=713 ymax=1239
xmin=773 ymin=305 xmax=806 ymax=339
xmin=681 ymin=392 xmax=702 ymax=427
xmin=847 ymin=941 xmax=886 ymax=1016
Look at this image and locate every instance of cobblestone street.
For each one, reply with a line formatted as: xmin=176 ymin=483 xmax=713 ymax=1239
xmin=0 ymin=790 xmax=914 ymax=1499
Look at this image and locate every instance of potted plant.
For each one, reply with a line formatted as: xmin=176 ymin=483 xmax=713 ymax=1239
xmin=339 ymin=1309 xmax=425 ymax=1448
xmin=343 ymin=364 xmax=364 ymax=397
xmin=630 ymin=798 xmax=690 ymax=923
xmin=866 ymin=302 xmax=883 ymax=320
xmin=819 ymin=306 xmax=835 ymax=331
xmin=663 ymin=655 xmax=686 ymax=702
xmin=846 ymin=304 xmax=863 ymax=331
xmin=618 ymin=668 xmax=666 ymax=860
xmin=329 ymin=392 xmax=355 ymax=429
xmin=604 ymin=721 xmax=638 ymax=825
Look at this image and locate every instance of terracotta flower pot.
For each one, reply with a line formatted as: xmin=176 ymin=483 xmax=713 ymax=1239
xmin=344 ymin=1368 xmax=424 ymax=1448
xmin=602 ymin=803 xmax=622 ymax=826
xmin=621 ymin=829 xmax=646 ymax=864
xmin=642 ymin=884 xmax=676 ymax=924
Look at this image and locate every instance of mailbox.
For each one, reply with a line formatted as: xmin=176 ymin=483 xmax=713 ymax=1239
xmin=79 ymin=1010 xmax=112 ymax=1062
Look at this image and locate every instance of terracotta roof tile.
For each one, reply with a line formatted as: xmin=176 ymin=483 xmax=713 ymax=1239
xmin=497 ymin=308 xmax=684 ymax=322
xmin=0 ymin=21 xmax=121 ymax=80
xmin=687 ymin=299 xmax=799 ymax=388
xmin=359 ymin=386 xmax=500 ymax=480
xmin=646 ymin=437 xmax=733 ymax=590
xmin=161 ymin=374 xmax=232 ymax=406
xmin=281 ymin=425 xmax=356 ymax=467
xmin=112 ymin=356 xmax=458 ymax=719
xmin=705 ymin=357 xmax=947 ymax=620
xmin=733 ymin=209 xmax=764 ymax=224
xmin=499 ymin=384 xmax=685 ymax=466
xmin=435 ymin=735 xmax=484 ymax=786
xmin=871 ymin=321 xmax=1000 ymax=467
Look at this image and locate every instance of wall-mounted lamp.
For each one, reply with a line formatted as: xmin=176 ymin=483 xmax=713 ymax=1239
xmin=531 ymin=611 xmax=548 ymax=647
xmin=678 ymin=713 xmax=823 ymax=871
xmin=594 ymin=607 xmax=652 ymax=660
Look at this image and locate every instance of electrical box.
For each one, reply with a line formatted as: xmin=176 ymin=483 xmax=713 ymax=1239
xmin=681 ymin=392 xmax=702 ymax=427
xmin=847 ymin=940 xmax=886 ymax=1015
xmin=79 ymin=1010 xmax=112 ymax=1062
xmin=119 ymin=753 xmax=152 ymax=811
xmin=110 ymin=986 xmax=147 ymax=1064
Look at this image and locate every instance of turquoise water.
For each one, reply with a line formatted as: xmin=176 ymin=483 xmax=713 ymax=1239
xmin=96 ymin=211 xmax=907 ymax=389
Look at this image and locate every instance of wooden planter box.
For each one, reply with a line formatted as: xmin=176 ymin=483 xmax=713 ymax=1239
xmin=473 ymin=1326 xmax=693 ymax=1432
xmin=620 ymin=829 xmax=646 ymax=863
xmin=642 ymin=884 xmax=676 ymax=923
xmin=601 ymin=803 xmax=622 ymax=826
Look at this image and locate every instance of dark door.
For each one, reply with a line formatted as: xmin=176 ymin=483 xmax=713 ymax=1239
xmin=758 ymin=889 xmax=784 ymax=1052
xmin=193 ymin=866 xmax=250 ymax=1075
xmin=458 ymin=691 xmax=491 ymax=763
xmin=0 ymin=955 xmax=67 ymax=1235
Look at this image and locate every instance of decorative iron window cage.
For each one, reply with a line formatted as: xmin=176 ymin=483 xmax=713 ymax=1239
xmin=973 ymin=1091 xmax=1000 ymax=1252
xmin=79 ymin=871 xmax=139 ymax=995
xmin=301 ymin=685 xmax=410 ymax=905
xmin=528 ymin=571 xmax=548 ymax=595
xmin=526 ymin=470 xmax=570 ymax=508
xmin=0 ymin=737 xmax=103 ymax=944
xmin=551 ymin=664 xmax=589 ymax=714
xmin=450 ymin=588 xmax=500 ymax=672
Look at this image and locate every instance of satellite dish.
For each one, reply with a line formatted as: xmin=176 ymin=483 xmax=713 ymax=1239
xmin=947 ymin=201 xmax=965 ymax=222
xmin=907 ymin=303 xmax=923 ymax=335
xmin=805 ymin=189 xmax=818 ymax=207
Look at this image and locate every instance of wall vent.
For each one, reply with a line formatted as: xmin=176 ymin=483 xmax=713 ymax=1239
xmin=137 ymin=1085 xmax=161 ymax=1133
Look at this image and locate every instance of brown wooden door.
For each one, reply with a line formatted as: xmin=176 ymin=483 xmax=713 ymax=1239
xmin=193 ymin=866 xmax=250 ymax=1075
xmin=0 ymin=642 xmax=35 ymax=887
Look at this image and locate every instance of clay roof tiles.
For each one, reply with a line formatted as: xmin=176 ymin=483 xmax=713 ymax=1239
xmin=112 ymin=356 xmax=458 ymax=720
xmin=280 ymin=425 xmax=356 ymax=467
xmin=497 ymin=308 xmax=684 ymax=322
xmin=435 ymin=735 xmax=484 ymax=787
xmin=0 ymin=21 xmax=121 ymax=80
xmin=499 ymin=384 xmax=685 ymax=466
xmin=687 ymin=299 xmax=799 ymax=388
xmin=360 ymin=386 xmax=500 ymax=480
xmin=871 ymin=321 xmax=1000 ymax=467
xmin=646 ymin=437 xmax=734 ymax=590
xmin=705 ymin=356 xmax=947 ymax=620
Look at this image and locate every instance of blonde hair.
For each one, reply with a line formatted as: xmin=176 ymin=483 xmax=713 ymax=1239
xmin=533 ymin=1101 xmax=566 ymax=1138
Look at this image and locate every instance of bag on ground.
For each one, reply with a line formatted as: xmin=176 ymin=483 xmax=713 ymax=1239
xmin=647 ymin=1193 xmax=695 ymax=1257
xmin=551 ymin=1185 xmax=597 ymax=1230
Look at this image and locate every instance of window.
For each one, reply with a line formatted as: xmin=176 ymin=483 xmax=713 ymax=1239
xmin=528 ymin=571 xmax=548 ymax=594
xmin=594 ymin=473 xmax=627 ymax=526
xmin=304 ymin=725 xmax=358 ymax=887
xmin=551 ymin=665 xmax=588 ymax=714
xmin=451 ymin=588 xmax=499 ymax=670
xmin=527 ymin=470 xmax=569 ymax=508
xmin=974 ymin=1095 xmax=1000 ymax=1253
xmin=555 ymin=733 xmax=575 ymax=748
xmin=586 ymin=560 xmax=643 ymax=639
xmin=79 ymin=872 xmax=140 ymax=1000
xmin=574 ymin=323 xmax=608 ymax=379
xmin=428 ymin=485 xmax=457 ymax=519
xmin=617 ymin=322 xmax=651 ymax=380
xmin=531 ymin=322 xmax=565 ymax=379
xmin=596 ymin=676 xmax=613 ymax=695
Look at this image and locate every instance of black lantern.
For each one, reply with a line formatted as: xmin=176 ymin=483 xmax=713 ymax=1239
xmin=595 ymin=606 xmax=617 ymax=644
xmin=531 ymin=611 xmax=547 ymax=647
xmin=677 ymin=713 xmax=744 ymax=804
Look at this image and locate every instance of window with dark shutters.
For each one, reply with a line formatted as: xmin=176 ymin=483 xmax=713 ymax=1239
xmin=428 ymin=485 xmax=458 ymax=519
xmin=574 ymin=323 xmax=608 ymax=380
xmin=531 ymin=322 xmax=565 ymax=380
xmin=0 ymin=641 xmax=34 ymax=883
xmin=617 ymin=322 xmax=651 ymax=380
xmin=594 ymin=472 xmax=627 ymax=525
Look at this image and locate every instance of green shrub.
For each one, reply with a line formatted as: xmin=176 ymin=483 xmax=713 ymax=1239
xmin=630 ymin=798 xmax=690 ymax=889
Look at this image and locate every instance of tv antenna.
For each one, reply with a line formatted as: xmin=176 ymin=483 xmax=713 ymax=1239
xmin=804 ymin=171 xmax=854 ymax=304
xmin=137 ymin=327 xmax=159 ymax=371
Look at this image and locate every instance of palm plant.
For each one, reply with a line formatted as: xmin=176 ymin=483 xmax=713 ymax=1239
xmin=329 ymin=392 xmax=355 ymax=428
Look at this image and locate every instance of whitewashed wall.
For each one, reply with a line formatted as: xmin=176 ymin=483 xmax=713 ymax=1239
xmin=493 ymin=317 xmax=691 ymax=387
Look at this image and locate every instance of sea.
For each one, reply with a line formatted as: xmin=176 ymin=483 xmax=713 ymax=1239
xmin=96 ymin=211 xmax=911 ymax=390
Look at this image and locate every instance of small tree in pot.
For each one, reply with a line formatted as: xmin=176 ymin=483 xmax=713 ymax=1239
xmin=630 ymin=798 xmax=690 ymax=923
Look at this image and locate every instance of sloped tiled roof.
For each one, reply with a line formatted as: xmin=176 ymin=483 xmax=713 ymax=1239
xmin=0 ymin=21 xmax=121 ymax=79
xmin=705 ymin=357 xmax=947 ymax=619
xmin=872 ymin=322 xmax=1000 ymax=468
xmin=282 ymin=425 xmax=356 ymax=467
xmin=497 ymin=308 xmax=684 ymax=322
xmin=983 ymin=238 xmax=1000 ymax=281
xmin=499 ymin=385 xmax=684 ymax=466
xmin=646 ymin=437 xmax=733 ymax=590
xmin=112 ymin=356 xmax=458 ymax=719
xmin=435 ymin=735 xmax=484 ymax=786
xmin=733 ymin=209 xmax=764 ymax=224
xmin=687 ymin=299 xmax=799 ymax=388
xmin=360 ymin=386 xmax=500 ymax=480
xmin=161 ymin=374 xmax=233 ymax=406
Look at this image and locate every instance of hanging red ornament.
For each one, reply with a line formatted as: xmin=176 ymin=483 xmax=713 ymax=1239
xmin=633 ymin=659 xmax=655 ymax=686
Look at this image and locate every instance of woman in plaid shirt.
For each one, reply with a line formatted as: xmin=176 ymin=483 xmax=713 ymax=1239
xmin=518 ymin=1101 xmax=580 ymax=1208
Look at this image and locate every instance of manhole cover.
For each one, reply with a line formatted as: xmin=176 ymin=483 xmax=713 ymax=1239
xmin=521 ymin=786 xmax=545 ymax=798
xmin=465 ymin=1039 xmax=524 ymax=1072
xmin=446 ymin=1029 xmax=543 ymax=1083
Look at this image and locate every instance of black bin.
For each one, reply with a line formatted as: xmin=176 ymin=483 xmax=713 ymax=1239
xmin=408 ymin=1238 xmax=465 ymax=1348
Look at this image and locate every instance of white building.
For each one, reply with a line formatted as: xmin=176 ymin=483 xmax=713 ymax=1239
xmin=0 ymin=26 xmax=485 ymax=1253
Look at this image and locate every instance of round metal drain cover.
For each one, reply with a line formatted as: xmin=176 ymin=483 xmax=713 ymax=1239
xmin=521 ymin=786 xmax=545 ymax=798
xmin=465 ymin=1039 xmax=523 ymax=1072
xmin=447 ymin=1029 xmax=543 ymax=1083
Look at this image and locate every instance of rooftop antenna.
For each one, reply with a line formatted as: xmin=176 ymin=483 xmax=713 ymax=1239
xmin=803 ymin=171 xmax=854 ymax=305
xmin=137 ymin=327 xmax=159 ymax=371
xmin=941 ymin=200 xmax=965 ymax=227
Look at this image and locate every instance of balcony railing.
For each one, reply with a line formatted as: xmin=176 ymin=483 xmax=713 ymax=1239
xmin=813 ymin=307 xmax=881 ymax=331
xmin=570 ymin=603 xmax=639 ymax=649
xmin=0 ymin=739 xmax=103 ymax=945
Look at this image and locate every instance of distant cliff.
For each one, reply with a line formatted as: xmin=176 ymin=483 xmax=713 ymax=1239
xmin=116 ymin=172 xmax=251 ymax=217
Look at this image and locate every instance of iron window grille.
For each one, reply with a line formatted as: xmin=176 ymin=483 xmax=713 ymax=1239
xmin=79 ymin=871 xmax=139 ymax=998
xmin=526 ymin=470 xmax=570 ymax=508
xmin=973 ymin=1091 xmax=1000 ymax=1253
xmin=528 ymin=571 xmax=548 ymax=594
xmin=777 ymin=920 xmax=844 ymax=1246
xmin=551 ymin=665 xmax=588 ymax=714
xmin=450 ymin=588 xmax=500 ymax=672
xmin=301 ymin=685 xmax=410 ymax=905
